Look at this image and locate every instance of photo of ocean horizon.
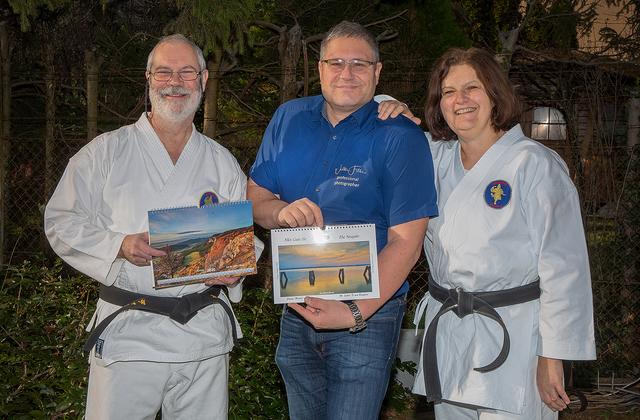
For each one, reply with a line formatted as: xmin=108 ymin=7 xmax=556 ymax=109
xmin=277 ymin=241 xmax=372 ymax=296
xmin=279 ymin=265 xmax=372 ymax=296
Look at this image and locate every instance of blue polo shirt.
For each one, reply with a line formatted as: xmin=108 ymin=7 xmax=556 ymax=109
xmin=251 ymin=95 xmax=438 ymax=295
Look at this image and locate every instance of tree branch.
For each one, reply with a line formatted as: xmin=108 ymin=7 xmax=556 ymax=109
xmin=376 ymin=29 xmax=398 ymax=43
xmin=363 ymin=9 xmax=408 ymax=28
xmin=252 ymin=20 xmax=285 ymax=34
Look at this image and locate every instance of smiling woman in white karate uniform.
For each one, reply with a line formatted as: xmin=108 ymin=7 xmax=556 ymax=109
xmin=378 ymin=48 xmax=596 ymax=420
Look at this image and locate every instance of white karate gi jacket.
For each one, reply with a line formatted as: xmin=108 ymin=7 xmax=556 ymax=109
xmin=413 ymin=125 xmax=596 ymax=414
xmin=45 ymin=114 xmax=263 ymax=366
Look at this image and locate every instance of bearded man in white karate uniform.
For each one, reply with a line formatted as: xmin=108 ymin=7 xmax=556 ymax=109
xmin=45 ymin=34 xmax=262 ymax=419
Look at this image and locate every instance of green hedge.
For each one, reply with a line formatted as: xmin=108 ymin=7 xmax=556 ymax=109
xmin=0 ymin=259 xmax=93 ymax=418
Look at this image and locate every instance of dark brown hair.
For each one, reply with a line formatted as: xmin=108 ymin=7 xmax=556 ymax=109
xmin=425 ymin=48 xmax=521 ymax=140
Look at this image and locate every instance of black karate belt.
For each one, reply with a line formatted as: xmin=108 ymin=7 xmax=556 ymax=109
xmin=423 ymin=277 xmax=541 ymax=401
xmin=83 ymin=284 xmax=238 ymax=354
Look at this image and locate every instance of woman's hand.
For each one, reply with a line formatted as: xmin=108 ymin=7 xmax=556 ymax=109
xmin=377 ymin=100 xmax=421 ymax=125
xmin=537 ymin=356 xmax=570 ymax=412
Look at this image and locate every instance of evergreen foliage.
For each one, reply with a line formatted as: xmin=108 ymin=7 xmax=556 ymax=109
xmin=0 ymin=259 xmax=94 ymax=418
xmin=7 ymin=0 xmax=73 ymax=31
xmin=169 ymin=0 xmax=262 ymax=60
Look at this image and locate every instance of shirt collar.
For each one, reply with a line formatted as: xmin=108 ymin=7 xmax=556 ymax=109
xmin=310 ymin=97 xmax=377 ymax=129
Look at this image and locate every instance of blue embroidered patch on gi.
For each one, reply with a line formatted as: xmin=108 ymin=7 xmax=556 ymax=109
xmin=199 ymin=191 xmax=219 ymax=207
xmin=484 ymin=180 xmax=511 ymax=209
xmin=95 ymin=339 xmax=104 ymax=359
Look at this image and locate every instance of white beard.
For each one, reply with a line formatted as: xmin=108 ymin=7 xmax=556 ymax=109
xmin=149 ymin=84 xmax=202 ymax=123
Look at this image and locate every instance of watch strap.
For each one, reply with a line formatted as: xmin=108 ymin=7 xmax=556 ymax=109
xmin=346 ymin=301 xmax=366 ymax=333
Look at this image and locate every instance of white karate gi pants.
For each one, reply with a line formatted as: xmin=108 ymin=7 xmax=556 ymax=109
xmin=85 ymin=353 xmax=229 ymax=419
xmin=434 ymin=391 xmax=556 ymax=420
xmin=432 ymin=346 xmax=557 ymax=420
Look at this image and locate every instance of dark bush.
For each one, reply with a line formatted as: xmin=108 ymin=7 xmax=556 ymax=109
xmin=0 ymin=259 xmax=94 ymax=419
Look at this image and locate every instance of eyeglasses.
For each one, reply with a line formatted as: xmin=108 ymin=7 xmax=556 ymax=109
xmin=320 ymin=58 xmax=377 ymax=74
xmin=149 ymin=69 xmax=202 ymax=82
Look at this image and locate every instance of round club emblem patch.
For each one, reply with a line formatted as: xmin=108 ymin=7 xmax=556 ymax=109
xmin=199 ymin=191 xmax=219 ymax=207
xmin=484 ymin=180 xmax=511 ymax=209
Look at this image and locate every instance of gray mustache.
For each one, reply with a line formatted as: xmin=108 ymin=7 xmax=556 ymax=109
xmin=158 ymin=86 xmax=191 ymax=96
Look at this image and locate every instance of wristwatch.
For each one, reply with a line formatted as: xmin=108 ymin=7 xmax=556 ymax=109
xmin=346 ymin=301 xmax=367 ymax=333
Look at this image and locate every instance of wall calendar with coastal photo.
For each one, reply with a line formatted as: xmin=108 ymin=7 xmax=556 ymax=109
xmin=148 ymin=201 xmax=257 ymax=289
xmin=271 ymin=224 xmax=379 ymax=304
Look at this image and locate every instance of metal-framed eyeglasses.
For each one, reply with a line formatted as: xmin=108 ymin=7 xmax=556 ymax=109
xmin=148 ymin=69 xmax=202 ymax=82
xmin=320 ymin=58 xmax=377 ymax=74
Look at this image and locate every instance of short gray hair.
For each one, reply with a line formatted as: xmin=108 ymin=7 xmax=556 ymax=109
xmin=319 ymin=21 xmax=379 ymax=62
xmin=146 ymin=34 xmax=207 ymax=72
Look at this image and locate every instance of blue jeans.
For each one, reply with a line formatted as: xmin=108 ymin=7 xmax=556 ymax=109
xmin=275 ymin=295 xmax=407 ymax=420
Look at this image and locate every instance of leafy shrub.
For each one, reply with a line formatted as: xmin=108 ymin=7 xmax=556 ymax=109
xmin=228 ymin=286 xmax=288 ymax=419
xmin=0 ymin=258 xmax=95 ymax=419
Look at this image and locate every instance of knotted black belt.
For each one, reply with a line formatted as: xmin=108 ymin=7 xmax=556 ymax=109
xmin=84 ymin=284 xmax=238 ymax=353
xmin=423 ymin=277 xmax=540 ymax=401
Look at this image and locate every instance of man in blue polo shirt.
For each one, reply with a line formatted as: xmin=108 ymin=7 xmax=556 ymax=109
xmin=247 ymin=21 xmax=438 ymax=419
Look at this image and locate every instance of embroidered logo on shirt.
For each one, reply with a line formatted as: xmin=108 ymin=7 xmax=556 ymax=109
xmin=199 ymin=191 xmax=219 ymax=207
xmin=95 ymin=338 xmax=104 ymax=359
xmin=334 ymin=165 xmax=367 ymax=177
xmin=334 ymin=165 xmax=366 ymax=188
xmin=484 ymin=180 xmax=511 ymax=209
